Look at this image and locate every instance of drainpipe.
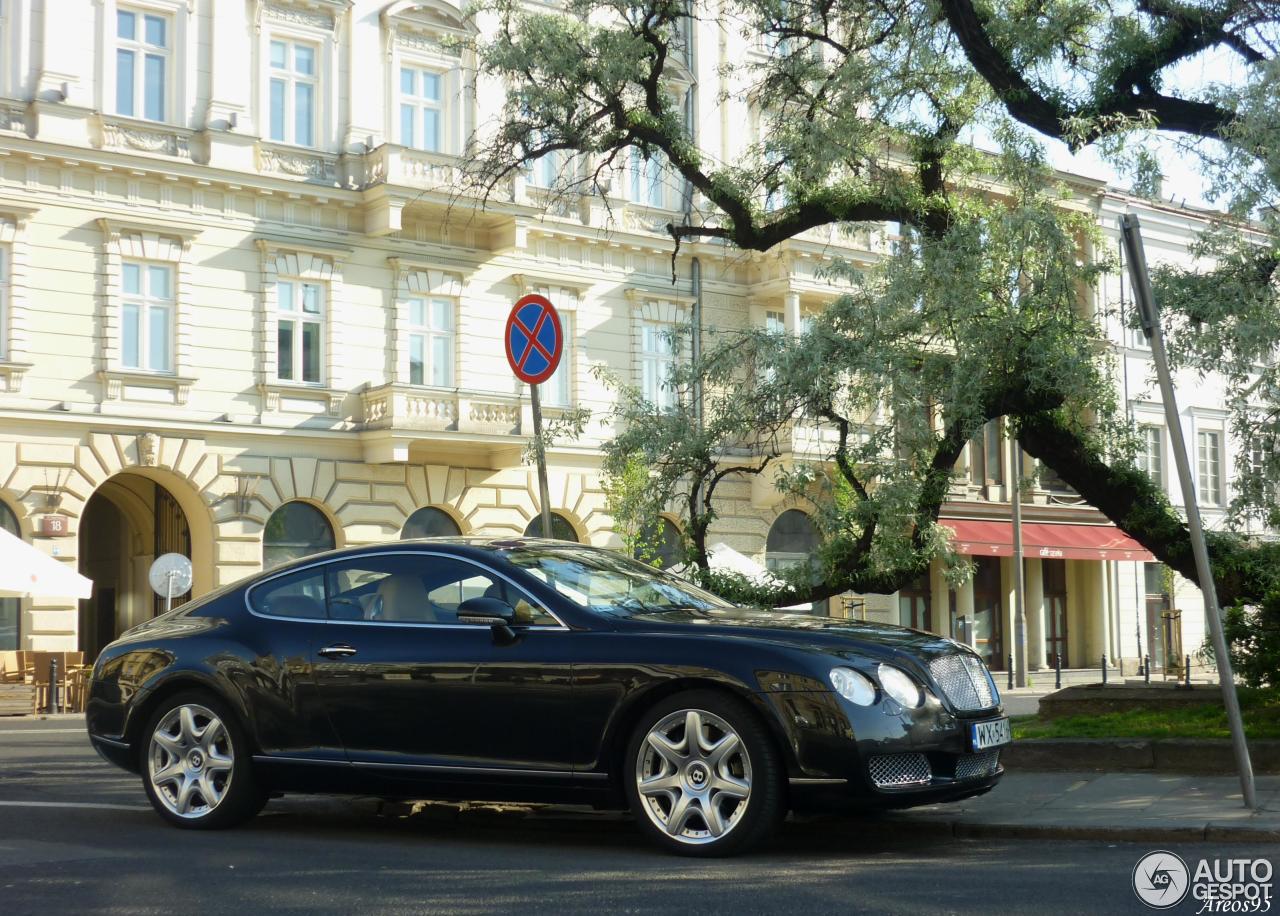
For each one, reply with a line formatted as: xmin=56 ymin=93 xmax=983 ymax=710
xmin=681 ymin=78 xmax=702 ymax=429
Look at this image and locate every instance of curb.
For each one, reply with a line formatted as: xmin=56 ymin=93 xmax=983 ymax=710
xmin=874 ymin=817 xmax=1280 ymax=844
xmin=1003 ymin=738 xmax=1280 ymax=774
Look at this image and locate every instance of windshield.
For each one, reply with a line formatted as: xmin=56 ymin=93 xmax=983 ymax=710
xmin=503 ymin=547 xmax=732 ymax=617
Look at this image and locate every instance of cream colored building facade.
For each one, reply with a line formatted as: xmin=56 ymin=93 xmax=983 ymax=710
xmin=0 ymin=0 xmax=1250 ymax=678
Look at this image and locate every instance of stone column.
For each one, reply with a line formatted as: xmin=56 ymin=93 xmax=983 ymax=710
xmin=955 ymin=575 xmax=975 ymax=648
xmin=1025 ymin=557 xmax=1046 ymax=670
xmin=784 ymin=291 xmax=801 ymax=336
xmin=345 ymin=3 xmax=384 ymax=151
xmin=202 ymin=0 xmax=257 ymax=170
xmin=1000 ymin=556 xmax=1017 ymax=672
xmin=929 ymin=559 xmax=950 ymax=638
xmin=31 ymin=0 xmax=96 ymax=147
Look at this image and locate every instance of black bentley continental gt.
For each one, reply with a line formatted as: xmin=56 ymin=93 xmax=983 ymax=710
xmin=87 ymin=538 xmax=1008 ymax=856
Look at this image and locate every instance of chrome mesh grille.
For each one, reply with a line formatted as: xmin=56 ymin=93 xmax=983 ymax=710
xmin=929 ymin=653 xmax=999 ymax=711
xmin=954 ymin=750 xmax=1000 ymax=781
xmin=867 ymin=753 xmax=932 ymax=788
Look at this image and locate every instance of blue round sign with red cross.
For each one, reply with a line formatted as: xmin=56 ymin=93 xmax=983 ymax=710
xmin=505 ymin=293 xmax=563 ymax=385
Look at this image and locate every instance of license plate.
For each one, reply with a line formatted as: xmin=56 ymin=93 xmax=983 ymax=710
xmin=970 ymin=717 xmax=1011 ymax=751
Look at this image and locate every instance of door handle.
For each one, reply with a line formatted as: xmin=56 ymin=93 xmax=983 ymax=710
xmin=318 ymin=644 xmax=357 ymax=658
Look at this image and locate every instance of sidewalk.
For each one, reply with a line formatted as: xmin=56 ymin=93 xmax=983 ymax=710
xmin=864 ymin=771 xmax=1280 ymax=843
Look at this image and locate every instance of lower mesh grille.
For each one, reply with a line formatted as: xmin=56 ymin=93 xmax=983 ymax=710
xmin=867 ymin=753 xmax=931 ymax=788
xmin=955 ymin=750 xmax=1000 ymax=781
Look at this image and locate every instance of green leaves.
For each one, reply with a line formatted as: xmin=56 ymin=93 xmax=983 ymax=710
xmin=469 ymin=0 xmax=1280 ymax=619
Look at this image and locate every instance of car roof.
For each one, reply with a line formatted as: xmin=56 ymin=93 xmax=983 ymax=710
xmin=255 ymin=536 xmax=607 ymax=578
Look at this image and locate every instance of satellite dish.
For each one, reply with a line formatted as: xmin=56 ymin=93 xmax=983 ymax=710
xmin=149 ymin=553 xmax=193 ymax=599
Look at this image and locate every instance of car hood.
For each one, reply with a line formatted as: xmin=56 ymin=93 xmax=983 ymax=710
xmin=611 ymin=606 xmax=963 ymax=663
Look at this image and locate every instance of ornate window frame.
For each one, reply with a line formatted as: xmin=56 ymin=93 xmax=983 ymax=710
xmin=0 ymin=204 xmax=34 ymax=393
xmin=0 ymin=0 xmax=35 ymax=106
xmin=257 ymin=238 xmax=350 ymax=415
xmin=255 ymin=0 xmax=343 ymax=153
xmin=92 ymin=0 xmax=197 ymax=159
xmin=387 ymin=257 xmax=463 ymax=388
xmin=96 ymin=217 xmax=199 ymax=405
xmin=626 ymin=288 xmax=692 ymax=410
xmin=381 ymin=0 xmax=475 ymax=155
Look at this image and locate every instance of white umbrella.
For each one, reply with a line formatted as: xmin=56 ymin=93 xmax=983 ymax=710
xmin=706 ymin=542 xmax=782 ymax=587
xmin=706 ymin=542 xmax=818 ymax=612
xmin=0 ymin=526 xmax=93 ymax=599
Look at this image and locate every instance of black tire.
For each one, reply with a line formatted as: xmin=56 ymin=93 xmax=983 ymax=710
xmin=139 ymin=689 xmax=267 ymax=829
xmin=623 ymin=689 xmax=786 ymax=857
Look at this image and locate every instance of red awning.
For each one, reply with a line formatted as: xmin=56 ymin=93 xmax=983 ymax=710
xmin=941 ymin=519 xmax=1154 ymax=562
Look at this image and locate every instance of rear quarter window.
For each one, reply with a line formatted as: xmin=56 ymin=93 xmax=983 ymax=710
xmin=249 ymin=568 xmax=326 ymax=620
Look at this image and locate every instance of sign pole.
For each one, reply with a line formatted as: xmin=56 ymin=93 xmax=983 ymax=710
xmin=1010 ymin=434 xmax=1027 ymax=688
xmin=165 ymin=570 xmax=175 ymax=615
xmin=529 ymin=382 xmax=554 ymax=539
xmin=1120 ymin=213 xmax=1256 ymax=809
xmin=505 ymin=292 xmax=564 ymax=540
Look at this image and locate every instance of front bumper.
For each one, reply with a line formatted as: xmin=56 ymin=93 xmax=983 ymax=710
xmin=760 ymin=688 xmax=1007 ymax=811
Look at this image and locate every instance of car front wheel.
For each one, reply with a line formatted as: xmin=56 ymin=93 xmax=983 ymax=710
xmin=624 ymin=690 xmax=785 ymax=856
xmin=140 ymin=691 xmax=265 ymax=829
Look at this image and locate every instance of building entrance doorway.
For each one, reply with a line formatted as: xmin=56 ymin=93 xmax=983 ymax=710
xmin=79 ymin=473 xmax=192 ymax=660
xmin=1143 ymin=563 xmax=1182 ymax=674
xmin=972 ymin=556 xmax=1003 ymax=669
xmin=1043 ymin=559 xmax=1069 ymax=668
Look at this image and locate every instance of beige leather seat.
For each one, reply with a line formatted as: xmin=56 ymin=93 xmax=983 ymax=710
xmin=375 ymin=573 xmax=438 ymax=623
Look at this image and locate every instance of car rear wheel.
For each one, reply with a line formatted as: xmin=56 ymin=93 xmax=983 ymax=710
xmin=624 ymin=690 xmax=785 ymax=856
xmin=140 ymin=691 xmax=266 ymax=829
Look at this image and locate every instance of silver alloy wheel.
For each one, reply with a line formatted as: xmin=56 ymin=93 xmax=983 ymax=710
xmin=147 ymin=703 xmax=235 ymax=819
xmin=635 ymin=708 xmax=752 ymax=845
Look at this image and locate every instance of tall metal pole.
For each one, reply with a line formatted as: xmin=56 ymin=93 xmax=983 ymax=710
xmin=1120 ymin=213 xmax=1256 ymax=809
xmin=529 ymin=382 xmax=554 ymax=538
xmin=1010 ymin=433 xmax=1027 ymax=688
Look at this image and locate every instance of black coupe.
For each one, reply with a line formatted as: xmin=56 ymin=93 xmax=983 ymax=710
xmin=87 ymin=538 xmax=1008 ymax=856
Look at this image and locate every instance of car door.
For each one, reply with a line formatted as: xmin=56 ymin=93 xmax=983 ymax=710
xmin=310 ymin=550 xmax=578 ymax=774
xmin=241 ymin=564 xmax=346 ymax=761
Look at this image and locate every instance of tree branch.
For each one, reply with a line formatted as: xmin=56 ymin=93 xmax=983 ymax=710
xmin=938 ymin=0 xmax=1240 ymax=146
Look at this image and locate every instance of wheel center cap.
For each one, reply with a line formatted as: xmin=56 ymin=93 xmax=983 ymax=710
xmin=687 ymin=763 xmax=709 ymax=788
xmin=188 ymin=751 xmax=204 ymax=770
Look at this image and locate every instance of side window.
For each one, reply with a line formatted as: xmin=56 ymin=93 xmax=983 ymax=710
xmin=324 ymin=553 xmax=558 ymax=626
xmin=250 ymin=568 xmax=326 ymax=619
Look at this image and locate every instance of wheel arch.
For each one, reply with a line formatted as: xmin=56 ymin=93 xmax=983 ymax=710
xmin=601 ymin=677 xmax=796 ymax=797
xmin=125 ymin=672 xmax=256 ymax=762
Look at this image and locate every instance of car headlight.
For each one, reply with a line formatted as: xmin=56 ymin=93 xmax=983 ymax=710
xmin=877 ymin=664 xmax=924 ymax=708
xmin=829 ymin=666 xmax=876 ymax=706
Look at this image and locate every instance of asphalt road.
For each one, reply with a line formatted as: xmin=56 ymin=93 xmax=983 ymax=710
xmin=0 ymin=717 xmax=1270 ymax=915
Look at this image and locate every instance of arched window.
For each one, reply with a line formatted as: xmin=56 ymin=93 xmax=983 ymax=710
xmin=523 ymin=512 xmax=578 ymax=542
xmin=635 ymin=517 xmax=683 ymax=570
xmin=766 ymin=509 xmax=828 ymax=615
xmin=401 ymin=506 xmax=462 ymax=539
xmin=263 ymin=502 xmax=335 ymax=570
xmin=0 ymin=502 xmax=18 ymax=649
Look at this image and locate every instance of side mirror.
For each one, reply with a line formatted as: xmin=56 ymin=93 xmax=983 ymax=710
xmin=457 ymin=597 xmax=516 ymax=627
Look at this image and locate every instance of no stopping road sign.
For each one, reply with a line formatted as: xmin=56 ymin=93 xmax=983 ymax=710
xmin=505 ymin=293 xmax=563 ymax=386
